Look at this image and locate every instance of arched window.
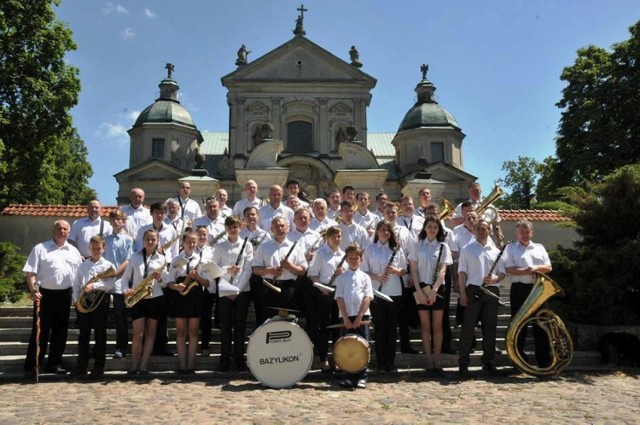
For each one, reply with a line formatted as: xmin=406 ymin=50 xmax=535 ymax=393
xmin=287 ymin=121 xmax=312 ymax=153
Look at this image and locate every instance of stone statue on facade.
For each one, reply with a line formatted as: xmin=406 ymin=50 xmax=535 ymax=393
xmin=261 ymin=122 xmax=274 ymax=141
xmin=421 ymin=63 xmax=429 ymax=80
xmin=349 ymin=46 xmax=363 ymax=68
xmin=346 ymin=126 xmax=358 ymax=142
xmin=293 ymin=4 xmax=307 ymax=36
xmin=235 ymin=45 xmax=250 ymax=66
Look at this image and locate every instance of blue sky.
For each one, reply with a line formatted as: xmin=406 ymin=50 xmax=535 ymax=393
xmin=54 ymin=0 xmax=640 ymax=205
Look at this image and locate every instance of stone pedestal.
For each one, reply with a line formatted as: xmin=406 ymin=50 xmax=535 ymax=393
xmin=401 ymin=177 xmax=446 ymax=200
xmin=334 ymin=169 xmax=388 ymax=195
xmin=179 ymin=176 xmax=219 ymax=203
xmin=236 ymin=168 xmax=290 ymax=198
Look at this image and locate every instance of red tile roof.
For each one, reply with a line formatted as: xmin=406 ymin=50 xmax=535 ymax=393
xmin=1 ymin=204 xmax=572 ymax=222
xmin=498 ymin=209 xmax=571 ymax=222
xmin=0 ymin=205 xmax=119 ymax=218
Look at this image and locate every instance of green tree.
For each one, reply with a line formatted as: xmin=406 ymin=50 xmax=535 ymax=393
xmin=552 ymin=165 xmax=640 ymax=325
xmin=0 ymin=0 xmax=94 ymax=207
xmin=546 ymin=20 xmax=640 ymax=193
xmin=0 ymin=242 xmax=27 ymax=303
xmin=496 ymin=156 xmax=542 ymax=209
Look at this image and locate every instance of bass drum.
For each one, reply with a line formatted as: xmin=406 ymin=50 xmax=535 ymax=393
xmin=246 ymin=319 xmax=314 ymax=388
xmin=333 ymin=334 xmax=370 ymax=373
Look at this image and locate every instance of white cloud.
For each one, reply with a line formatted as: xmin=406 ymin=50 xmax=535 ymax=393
xmin=102 ymin=2 xmax=129 ymax=15
xmin=95 ymin=122 xmax=129 ymax=148
xmin=122 ymin=110 xmax=141 ymax=122
xmin=121 ymin=28 xmax=135 ymax=39
xmin=144 ymin=8 xmax=156 ymax=18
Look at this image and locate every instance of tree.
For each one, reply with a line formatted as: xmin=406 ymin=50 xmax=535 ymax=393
xmin=496 ymin=156 xmax=542 ymax=209
xmin=0 ymin=0 xmax=94 ymax=207
xmin=0 ymin=242 xmax=27 ymax=303
xmin=546 ymin=20 xmax=640 ymax=193
xmin=551 ymin=165 xmax=640 ymax=325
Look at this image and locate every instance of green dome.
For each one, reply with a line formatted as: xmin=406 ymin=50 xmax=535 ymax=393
xmin=397 ymin=73 xmax=460 ymax=132
xmin=133 ymin=77 xmax=197 ymax=129
xmin=133 ymin=99 xmax=196 ymax=129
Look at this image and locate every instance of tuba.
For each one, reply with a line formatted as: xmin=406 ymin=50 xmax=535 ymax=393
xmin=475 ymin=184 xmax=505 ymax=223
xmin=506 ymin=272 xmax=574 ymax=377
xmin=76 ymin=267 xmax=117 ymax=313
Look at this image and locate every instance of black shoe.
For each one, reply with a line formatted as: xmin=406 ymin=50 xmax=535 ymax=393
xmin=483 ymin=363 xmax=499 ymax=376
xmin=90 ymin=368 xmax=104 ymax=377
xmin=126 ymin=369 xmax=138 ymax=376
xmin=177 ymin=369 xmax=188 ymax=375
xmin=458 ymin=365 xmax=469 ymax=378
xmin=45 ymin=366 xmax=68 ymax=375
xmin=73 ymin=367 xmax=88 ymax=376
xmin=386 ymin=366 xmax=398 ymax=373
xmin=153 ymin=347 xmax=175 ymax=357
xmin=217 ymin=364 xmax=230 ymax=372
xmin=339 ymin=379 xmax=354 ymax=388
xmin=186 ymin=369 xmax=196 ymax=375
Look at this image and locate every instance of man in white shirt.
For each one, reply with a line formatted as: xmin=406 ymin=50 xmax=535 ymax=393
xmin=354 ymin=192 xmax=378 ymax=236
xmin=286 ymin=179 xmax=310 ymax=208
xmin=258 ymin=185 xmax=294 ymax=231
xmin=215 ymin=188 xmax=233 ymax=218
xmin=70 ymin=199 xmax=113 ymax=258
xmin=231 ymin=179 xmax=260 ymax=217
xmin=167 ymin=181 xmax=203 ymax=223
xmin=374 ymin=192 xmax=389 ymax=221
xmin=193 ymin=197 xmax=226 ymax=244
xmin=337 ymin=200 xmax=369 ymax=250
xmin=309 ymin=198 xmax=336 ymax=233
xmin=415 ymin=187 xmax=432 ymax=218
xmin=23 ymin=220 xmax=83 ymax=376
xmin=504 ymin=220 xmax=553 ymax=368
xmin=397 ymin=196 xmax=425 ymax=239
xmin=457 ymin=219 xmax=506 ymax=377
xmin=121 ymin=187 xmax=152 ymax=239
xmin=452 ymin=182 xmax=483 ymax=227
xmin=326 ymin=189 xmax=341 ymax=220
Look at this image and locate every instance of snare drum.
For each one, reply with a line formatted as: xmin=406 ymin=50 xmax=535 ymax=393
xmin=246 ymin=319 xmax=314 ymax=388
xmin=333 ymin=334 xmax=370 ymax=373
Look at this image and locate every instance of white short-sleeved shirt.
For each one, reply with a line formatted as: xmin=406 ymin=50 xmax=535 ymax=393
xmin=338 ymin=222 xmax=370 ymax=250
xmin=361 ymin=242 xmax=406 ymax=296
xmin=288 ymin=227 xmax=322 ymax=255
xmin=212 ymin=238 xmax=254 ymax=293
xmin=69 ymin=217 xmax=113 ymax=257
xmin=408 ymin=239 xmax=453 ymax=284
xmin=354 ymin=210 xmax=379 ymax=231
xmin=232 ymin=198 xmax=260 ymax=216
xmin=458 ymin=240 xmax=506 ymax=287
xmin=167 ymin=197 xmax=203 ymax=222
xmin=307 ymin=245 xmax=345 ymax=285
xmin=121 ymin=205 xmax=152 ymax=239
xmin=309 ymin=216 xmax=337 ymax=233
xmin=503 ymin=241 xmax=551 ymax=284
xmin=396 ymin=214 xmax=424 ymax=239
xmin=122 ymin=249 xmax=168 ymax=298
xmin=135 ymin=223 xmax=179 ymax=260
xmin=258 ymin=203 xmax=294 ymax=231
xmin=72 ymin=257 xmax=116 ymax=303
xmin=251 ymin=238 xmax=307 ymax=281
xmin=334 ymin=268 xmax=373 ymax=318
xmin=192 ymin=215 xmax=226 ymax=243
xmin=23 ymin=240 xmax=83 ymax=290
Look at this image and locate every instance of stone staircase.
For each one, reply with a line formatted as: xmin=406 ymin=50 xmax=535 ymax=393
xmin=0 ymin=288 xmax=601 ymax=380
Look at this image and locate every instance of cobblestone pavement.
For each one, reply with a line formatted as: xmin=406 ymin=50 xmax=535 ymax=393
xmin=1 ymin=369 xmax=638 ymax=424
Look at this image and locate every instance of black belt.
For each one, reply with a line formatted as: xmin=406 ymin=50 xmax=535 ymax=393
xmin=512 ymin=281 xmax=533 ymax=285
xmin=39 ymin=287 xmax=72 ymax=293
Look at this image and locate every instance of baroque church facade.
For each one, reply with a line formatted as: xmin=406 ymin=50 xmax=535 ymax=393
xmin=114 ymin=15 xmax=477 ymax=205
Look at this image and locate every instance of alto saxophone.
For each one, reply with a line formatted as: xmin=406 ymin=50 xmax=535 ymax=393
xmin=125 ymin=262 xmax=168 ymax=308
xmin=180 ymin=257 xmax=207 ymax=296
xmin=76 ymin=267 xmax=117 ymax=314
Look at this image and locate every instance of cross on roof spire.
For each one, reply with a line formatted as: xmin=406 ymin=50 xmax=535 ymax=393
xmin=297 ymin=4 xmax=308 ymax=19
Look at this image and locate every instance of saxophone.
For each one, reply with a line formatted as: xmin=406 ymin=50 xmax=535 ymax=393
xmin=76 ymin=267 xmax=117 ymax=314
xmin=505 ymin=272 xmax=574 ymax=377
xmin=125 ymin=262 xmax=168 ymax=308
xmin=180 ymin=257 xmax=206 ymax=296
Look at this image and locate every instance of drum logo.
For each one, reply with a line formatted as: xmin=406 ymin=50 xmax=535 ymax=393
xmin=265 ymin=330 xmax=292 ymax=344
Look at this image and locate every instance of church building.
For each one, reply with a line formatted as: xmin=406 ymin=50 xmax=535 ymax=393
xmin=114 ymin=10 xmax=476 ymax=205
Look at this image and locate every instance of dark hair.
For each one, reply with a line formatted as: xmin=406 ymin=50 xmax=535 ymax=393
xmin=342 ymin=185 xmax=355 ymax=194
xmin=149 ymin=202 xmax=165 ymax=213
xmin=243 ymin=206 xmax=259 ymax=216
xmin=324 ymin=226 xmax=341 ymax=238
xmin=340 ymin=199 xmax=355 ymax=209
xmin=373 ymin=220 xmax=399 ymax=250
xmin=345 ymin=244 xmax=363 ymax=257
xmin=418 ymin=215 xmax=445 ymax=242
xmin=286 ymin=179 xmax=300 ymax=188
xmin=225 ymin=216 xmax=242 ymax=227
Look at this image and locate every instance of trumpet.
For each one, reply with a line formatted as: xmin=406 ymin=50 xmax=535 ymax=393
xmin=76 ymin=267 xmax=117 ymax=314
xmin=438 ymin=198 xmax=455 ymax=220
xmin=476 ymin=184 xmax=505 ymax=223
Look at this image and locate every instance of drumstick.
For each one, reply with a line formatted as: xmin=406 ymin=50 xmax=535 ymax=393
xmin=326 ymin=320 xmax=371 ymax=329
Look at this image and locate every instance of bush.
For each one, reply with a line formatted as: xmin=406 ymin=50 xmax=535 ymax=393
xmin=0 ymin=242 xmax=27 ymax=303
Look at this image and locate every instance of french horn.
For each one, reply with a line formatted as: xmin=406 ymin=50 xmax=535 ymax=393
xmin=76 ymin=267 xmax=117 ymax=314
xmin=505 ymin=272 xmax=574 ymax=377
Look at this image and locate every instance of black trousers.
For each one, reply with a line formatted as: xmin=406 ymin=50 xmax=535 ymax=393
xmin=510 ymin=282 xmax=551 ymax=367
xmin=458 ymin=285 xmax=499 ymax=366
xmin=218 ymin=292 xmax=250 ymax=367
xmin=111 ymin=293 xmax=129 ymax=354
xmin=398 ymin=286 xmax=419 ymax=351
xmin=371 ymin=295 xmax=401 ymax=369
xmin=154 ymin=287 xmax=174 ymax=351
xmin=200 ymin=290 xmax=216 ymax=349
xmin=24 ymin=288 xmax=71 ymax=371
xmin=305 ymin=284 xmax=335 ymax=362
xmin=442 ymin=267 xmax=453 ymax=351
xmin=250 ymin=274 xmax=269 ymax=326
xmin=77 ymin=295 xmax=109 ymax=370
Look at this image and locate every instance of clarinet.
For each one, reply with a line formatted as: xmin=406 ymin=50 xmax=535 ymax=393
xmin=229 ymin=237 xmax=249 ymax=286
xmin=283 ymin=239 xmax=298 ymax=262
xmin=380 ymin=245 xmax=399 ymax=286
xmin=327 ymin=252 xmax=348 ymax=287
xmin=476 ymin=243 xmax=508 ymax=301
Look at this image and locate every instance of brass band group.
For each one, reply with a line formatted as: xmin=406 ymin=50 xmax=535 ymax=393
xmin=23 ymin=179 xmax=564 ymax=388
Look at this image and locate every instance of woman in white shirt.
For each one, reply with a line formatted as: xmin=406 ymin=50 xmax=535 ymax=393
xmin=123 ymin=229 xmax=167 ymax=375
xmin=409 ymin=216 xmax=453 ymax=375
xmin=362 ymin=220 xmax=408 ymax=372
